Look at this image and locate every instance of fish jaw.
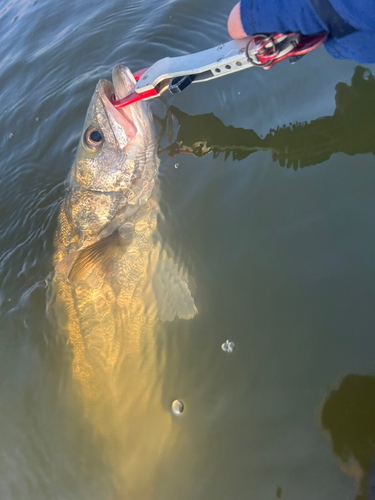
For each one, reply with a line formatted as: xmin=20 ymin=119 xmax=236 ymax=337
xmin=108 ymin=64 xmax=160 ymax=205
xmin=98 ymin=79 xmax=136 ymax=148
xmin=110 ymin=63 xmax=156 ymax=151
xmin=97 ymin=64 xmax=155 ymax=150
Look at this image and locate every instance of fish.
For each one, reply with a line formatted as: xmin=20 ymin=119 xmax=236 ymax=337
xmin=48 ymin=64 xmax=197 ymax=498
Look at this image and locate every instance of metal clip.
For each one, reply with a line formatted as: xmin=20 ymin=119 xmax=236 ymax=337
xmin=169 ymin=75 xmax=196 ymax=94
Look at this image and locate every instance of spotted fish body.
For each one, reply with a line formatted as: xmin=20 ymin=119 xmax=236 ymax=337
xmin=49 ymin=64 xmax=196 ymax=497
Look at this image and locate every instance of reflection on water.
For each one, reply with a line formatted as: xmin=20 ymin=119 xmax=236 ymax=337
xmin=320 ymin=374 xmax=375 ymax=500
xmin=161 ymin=66 xmax=375 ymax=168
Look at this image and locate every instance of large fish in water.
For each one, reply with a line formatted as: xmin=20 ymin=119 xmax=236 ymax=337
xmin=49 ymin=64 xmax=197 ymax=498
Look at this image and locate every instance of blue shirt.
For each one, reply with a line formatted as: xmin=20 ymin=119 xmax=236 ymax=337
xmin=239 ymin=0 xmax=375 ymax=63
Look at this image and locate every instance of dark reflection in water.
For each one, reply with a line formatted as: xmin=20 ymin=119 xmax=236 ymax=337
xmin=161 ymin=66 xmax=375 ymax=169
xmin=321 ymin=374 xmax=375 ymax=500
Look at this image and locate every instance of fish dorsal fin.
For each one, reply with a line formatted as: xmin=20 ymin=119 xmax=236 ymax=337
xmin=152 ymin=249 xmax=197 ymax=322
xmin=68 ymin=230 xmax=121 ymax=283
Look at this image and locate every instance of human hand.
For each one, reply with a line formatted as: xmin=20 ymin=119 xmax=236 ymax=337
xmin=226 ymin=0 xmax=374 ymax=63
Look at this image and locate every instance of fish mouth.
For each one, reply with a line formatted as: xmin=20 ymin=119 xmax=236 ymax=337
xmin=98 ymin=65 xmax=138 ymax=145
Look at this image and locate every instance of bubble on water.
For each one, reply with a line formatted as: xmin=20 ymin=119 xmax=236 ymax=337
xmin=363 ymin=69 xmax=371 ymax=81
xmin=174 ymin=163 xmax=179 ymax=169
xmin=35 ymin=117 xmax=39 ymax=122
xmin=8 ymin=133 xmax=14 ymax=139
xmin=171 ymin=399 xmax=184 ymax=414
xmin=221 ymin=339 xmax=235 ymax=353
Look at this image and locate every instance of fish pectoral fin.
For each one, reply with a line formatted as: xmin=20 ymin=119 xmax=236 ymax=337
xmin=55 ymin=252 xmax=77 ymax=280
xmin=152 ymin=251 xmax=197 ymax=322
xmin=68 ymin=230 xmax=121 ymax=283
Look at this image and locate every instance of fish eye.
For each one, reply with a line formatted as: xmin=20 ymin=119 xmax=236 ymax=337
xmin=84 ymin=126 xmax=104 ymax=151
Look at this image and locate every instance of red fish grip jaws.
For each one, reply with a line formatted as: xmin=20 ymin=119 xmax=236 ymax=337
xmin=111 ymin=87 xmax=157 ymax=108
xmin=110 ymin=67 xmax=152 ymax=108
xmin=111 ymin=67 xmax=154 ymax=108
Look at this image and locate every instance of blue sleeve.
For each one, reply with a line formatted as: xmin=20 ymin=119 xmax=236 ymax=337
xmin=239 ymin=0 xmax=375 ymax=63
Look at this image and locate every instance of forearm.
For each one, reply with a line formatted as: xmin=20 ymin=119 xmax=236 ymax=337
xmin=228 ymin=0 xmax=375 ymax=63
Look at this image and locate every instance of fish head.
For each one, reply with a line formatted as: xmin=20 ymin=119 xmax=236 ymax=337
xmin=71 ymin=63 xmax=159 ymax=207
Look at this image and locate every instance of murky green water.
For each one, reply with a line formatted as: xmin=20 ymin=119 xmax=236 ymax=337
xmin=1 ymin=0 xmax=375 ymax=498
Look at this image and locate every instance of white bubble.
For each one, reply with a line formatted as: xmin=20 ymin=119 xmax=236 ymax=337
xmin=221 ymin=339 xmax=235 ymax=353
xmin=8 ymin=133 xmax=14 ymax=139
xmin=171 ymin=399 xmax=184 ymax=414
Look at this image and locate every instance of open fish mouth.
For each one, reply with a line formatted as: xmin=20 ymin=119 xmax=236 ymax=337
xmin=98 ymin=65 xmax=138 ymax=147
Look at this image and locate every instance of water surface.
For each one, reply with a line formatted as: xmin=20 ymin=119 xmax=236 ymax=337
xmin=1 ymin=0 xmax=375 ymax=498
